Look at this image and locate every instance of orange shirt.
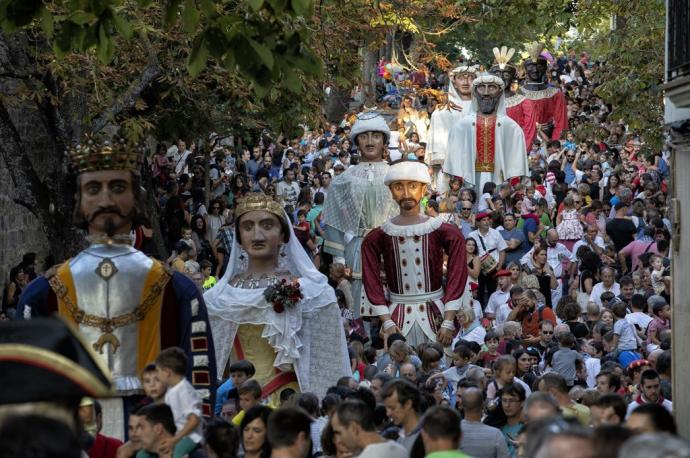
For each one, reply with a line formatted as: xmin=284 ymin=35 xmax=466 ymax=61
xmin=518 ymin=307 xmax=557 ymax=337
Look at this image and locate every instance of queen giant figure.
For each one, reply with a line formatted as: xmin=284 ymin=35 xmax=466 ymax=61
xmin=204 ymin=193 xmax=350 ymax=401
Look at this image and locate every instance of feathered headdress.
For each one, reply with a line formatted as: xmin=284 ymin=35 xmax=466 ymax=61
xmin=525 ymin=42 xmax=546 ymax=62
xmin=492 ymin=46 xmax=516 ymax=70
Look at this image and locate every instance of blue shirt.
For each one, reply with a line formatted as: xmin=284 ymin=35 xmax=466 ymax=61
xmin=501 ymin=228 xmax=527 ymax=266
xmin=522 ymin=217 xmax=538 ymax=248
xmin=214 ymin=378 xmax=235 ymax=415
xmin=564 ymin=162 xmax=576 ymax=185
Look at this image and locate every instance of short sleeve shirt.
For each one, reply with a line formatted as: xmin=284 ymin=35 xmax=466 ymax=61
xmin=164 ymin=379 xmax=203 ymax=443
xmin=613 ymin=319 xmax=638 ymax=351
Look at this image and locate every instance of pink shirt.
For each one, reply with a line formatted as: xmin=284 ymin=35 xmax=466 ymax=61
xmin=619 ymin=240 xmax=658 ymax=271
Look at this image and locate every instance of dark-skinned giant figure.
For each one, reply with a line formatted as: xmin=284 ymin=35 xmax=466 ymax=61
xmin=489 ymin=46 xmax=535 ymax=151
xmin=519 ymin=42 xmax=569 ymax=147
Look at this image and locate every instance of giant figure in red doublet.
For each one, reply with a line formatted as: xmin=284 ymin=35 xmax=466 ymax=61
xmin=489 ymin=46 xmax=535 ymax=151
xmin=443 ymin=74 xmax=529 ymax=195
xmin=520 ymin=42 xmax=568 ymax=147
xmin=361 ymin=160 xmax=468 ymax=348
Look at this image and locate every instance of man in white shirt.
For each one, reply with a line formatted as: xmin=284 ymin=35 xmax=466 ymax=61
xmin=496 ymin=286 xmax=523 ymax=327
xmin=484 ymin=269 xmax=512 ymax=320
xmin=469 ymin=212 xmax=507 ymax=304
xmin=332 ymin=399 xmax=407 ymax=458
xmin=276 ymin=168 xmax=301 ymax=208
xmin=589 ymin=266 xmax=620 ymax=307
xmin=168 ymin=139 xmax=191 ymax=177
xmin=626 ymin=370 xmax=673 ymax=418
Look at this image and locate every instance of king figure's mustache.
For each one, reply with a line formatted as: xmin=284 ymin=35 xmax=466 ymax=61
xmin=88 ymin=207 xmax=127 ymax=223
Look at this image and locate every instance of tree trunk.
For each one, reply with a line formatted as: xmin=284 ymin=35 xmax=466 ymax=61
xmin=362 ymin=46 xmax=379 ymax=106
xmin=325 ymin=86 xmax=351 ymax=123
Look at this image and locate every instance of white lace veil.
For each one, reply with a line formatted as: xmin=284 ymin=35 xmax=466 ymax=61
xmin=205 ymin=209 xmax=335 ymax=312
xmin=203 ymin=208 xmax=337 ymax=373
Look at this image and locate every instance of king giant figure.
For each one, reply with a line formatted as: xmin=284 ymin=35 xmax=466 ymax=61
xmin=322 ymin=112 xmax=398 ymax=321
xmin=18 ymin=134 xmax=216 ymax=439
xmin=443 ymin=74 xmax=529 ymax=194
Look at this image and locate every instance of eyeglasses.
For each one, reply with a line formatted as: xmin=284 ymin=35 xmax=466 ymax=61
xmin=462 ymin=207 xmax=472 ymax=211
xmin=542 ymin=330 xmax=553 ymax=335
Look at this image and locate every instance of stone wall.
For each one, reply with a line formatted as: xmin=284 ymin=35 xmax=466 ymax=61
xmin=0 ymin=165 xmax=49 ymax=288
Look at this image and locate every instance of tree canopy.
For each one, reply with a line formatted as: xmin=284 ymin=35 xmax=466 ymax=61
xmin=0 ymin=0 xmax=665 ymax=144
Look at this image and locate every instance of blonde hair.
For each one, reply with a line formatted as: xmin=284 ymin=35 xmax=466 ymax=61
xmin=586 ymin=301 xmax=600 ymax=317
xmin=458 ymin=306 xmax=476 ymax=324
xmin=438 ymin=198 xmax=456 ymax=214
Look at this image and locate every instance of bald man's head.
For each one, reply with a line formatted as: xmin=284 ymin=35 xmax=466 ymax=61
xmin=461 ymin=388 xmax=484 ymax=412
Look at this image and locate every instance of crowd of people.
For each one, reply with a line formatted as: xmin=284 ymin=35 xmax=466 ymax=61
xmin=1 ymin=45 xmax=683 ymax=458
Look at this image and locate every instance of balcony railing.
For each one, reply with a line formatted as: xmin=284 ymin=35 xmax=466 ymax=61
xmin=668 ymin=0 xmax=690 ymax=81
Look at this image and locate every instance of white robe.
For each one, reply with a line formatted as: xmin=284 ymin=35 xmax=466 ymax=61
xmin=443 ymin=113 xmax=528 ymax=188
xmin=427 ymin=104 xmax=467 ymax=166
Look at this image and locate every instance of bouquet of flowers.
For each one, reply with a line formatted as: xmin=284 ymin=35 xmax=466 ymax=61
xmin=264 ymin=279 xmax=303 ymax=314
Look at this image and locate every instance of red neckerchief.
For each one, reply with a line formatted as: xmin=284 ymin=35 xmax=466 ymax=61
xmin=636 ymin=393 xmax=665 ymax=405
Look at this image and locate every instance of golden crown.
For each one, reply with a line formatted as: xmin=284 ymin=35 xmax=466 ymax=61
xmin=235 ymin=193 xmax=285 ymax=219
xmin=67 ymin=134 xmax=145 ymax=174
xmin=525 ymin=42 xmax=546 ymax=62
xmin=492 ymin=46 xmax=516 ymax=70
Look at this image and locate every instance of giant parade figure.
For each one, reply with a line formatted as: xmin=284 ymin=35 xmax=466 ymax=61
xmin=204 ymin=193 xmax=349 ymax=400
xmin=489 ymin=46 xmax=535 ymax=151
xmin=427 ymin=64 xmax=479 ymax=191
xmin=322 ymin=112 xmax=398 ymax=322
xmin=520 ymin=42 xmax=569 ymax=147
xmin=361 ymin=159 xmax=468 ymax=348
xmin=443 ymin=74 xmax=529 ymax=195
xmin=17 ymin=133 xmax=216 ymax=439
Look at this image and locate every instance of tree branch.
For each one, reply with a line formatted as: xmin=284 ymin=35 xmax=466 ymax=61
xmin=90 ymin=31 xmax=161 ymax=133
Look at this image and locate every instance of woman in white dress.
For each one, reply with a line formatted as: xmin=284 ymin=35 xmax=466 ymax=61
xmin=204 ymin=193 xmax=349 ymax=401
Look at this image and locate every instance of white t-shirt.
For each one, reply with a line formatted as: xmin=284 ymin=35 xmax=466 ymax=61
xmin=477 ymin=193 xmax=493 ymax=212
xmin=614 ymin=318 xmax=638 ymax=351
xmin=164 ymin=379 xmax=203 ymax=443
xmin=485 ymin=289 xmax=510 ymax=316
xmin=589 ymin=282 xmax=620 ymax=307
xmin=495 ymin=302 xmax=513 ymax=327
xmin=626 ymin=312 xmax=653 ymax=334
xmin=358 ymin=441 xmax=408 ymax=458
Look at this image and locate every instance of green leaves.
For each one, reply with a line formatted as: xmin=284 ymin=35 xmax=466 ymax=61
xmin=291 ymin=0 xmax=312 ymax=17
xmin=248 ymin=38 xmax=275 ymax=69
xmin=188 ymin=34 xmax=209 ymax=77
xmin=97 ymin=22 xmax=114 ymax=63
xmin=2 ymin=0 xmax=325 ymax=106
xmin=247 ymin=0 xmax=265 ymax=12
xmin=1 ymin=0 xmax=43 ymax=30
xmin=182 ymin=0 xmax=200 ymax=33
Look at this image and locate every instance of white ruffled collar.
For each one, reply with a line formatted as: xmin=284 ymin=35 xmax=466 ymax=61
xmin=381 ymin=216 xmax=445 ymax=237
